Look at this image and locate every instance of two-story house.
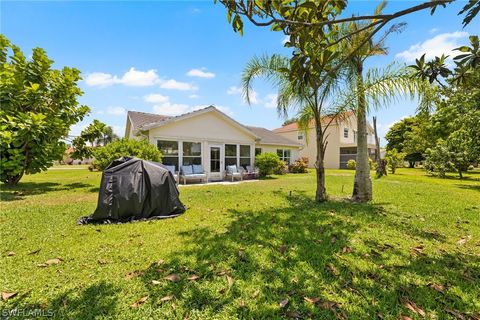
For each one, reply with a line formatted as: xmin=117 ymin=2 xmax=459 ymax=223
xmin=273 ymin=112 xmax=377 ymax=169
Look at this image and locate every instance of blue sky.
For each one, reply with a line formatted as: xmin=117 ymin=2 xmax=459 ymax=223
xmin=2 ymin=1 xmax=479 ymax=144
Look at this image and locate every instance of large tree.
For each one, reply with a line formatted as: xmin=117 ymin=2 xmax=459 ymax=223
xmin=242 ymin=54 xmax=343 ymax=202
xmin=0 ymin=35 xmax=89 ymax=185
xmin=71 ymin=119 xmax=118 ymax=160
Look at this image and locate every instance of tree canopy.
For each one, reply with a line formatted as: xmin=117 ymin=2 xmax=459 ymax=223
xmin=0 ymin=35 xmax=89 ymax=185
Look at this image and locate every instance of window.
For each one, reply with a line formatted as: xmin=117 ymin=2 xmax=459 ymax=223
xmin=255 ymin=148 xmax=262 ymax=156
xmin=353 ymin=130 xmax=357 ymax=143
xmin=225 ymin=144 xmax=237 ymax=167
xmin=298 ymin=134 xmax=304 ymax=140
xmin=157 ymin=140 xmax=179 ymax=170
xmin=239 ymin=145 xmax=251 ymax=169
xmin=183 ymin=142 xmax=201 ymax=166
xmin=277 ymin=149 xmax=291 ymax=164
xmin=344 ymin=128 xmax=349 ymax=138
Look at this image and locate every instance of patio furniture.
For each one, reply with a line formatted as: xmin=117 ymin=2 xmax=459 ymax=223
xmin=180 ymin=164 xmax=208 ymax=185
xmin=163 ymin=165 xmax=179 ymax=184
xmin=245 ymin=165 xmax=259 ymax=179
xmin=225 ymin=165 xmax=243 ymax=182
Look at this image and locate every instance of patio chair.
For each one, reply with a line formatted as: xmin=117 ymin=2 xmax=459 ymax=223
xmin=180 ymin=164 xmax=208 ymax=185
xmin=225 ymin=165 xmax=243 ymax=182
xmin=245 ymin=165 xmax=259 ymax=179
xmin=163 ymin=165 xmax=179 ymax=184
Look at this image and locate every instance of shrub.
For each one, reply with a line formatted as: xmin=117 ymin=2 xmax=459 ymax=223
xmin=255 ymin=152 xmax=283 ymax=177
xmin=346 ymin=159 xmax=356 ymax=170
xmin=385 ymin=148 xmax=406 ymax=174
xmin=369 ymin=157 xmax=377 ymax=170
xmin=300 ymin=156 xmax=309 ymax=166
xmin=92 ymin=138 xmax=162 ymax=171
xmin=289 ymin=158 xmax=308 ymax=173
xmin=274 ymin=161 xmax=289 ymax=175
xmin=468 ymin=165 xmax=475 ymax=171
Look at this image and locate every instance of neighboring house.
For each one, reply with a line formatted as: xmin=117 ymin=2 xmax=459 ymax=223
xmin=125 ymin=106 xmax=302 ymax=181
xmin=273 ymin=112 xmax=377 ymax=169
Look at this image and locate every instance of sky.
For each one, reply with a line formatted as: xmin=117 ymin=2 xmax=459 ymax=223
xmin=2 ymin=1 xmax=479 ymax=145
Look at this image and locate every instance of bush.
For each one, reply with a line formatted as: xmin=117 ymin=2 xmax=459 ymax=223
xmin=255 ymin=152 xmax=283 ymax=177
xmin=346 ymin=159 xmax=356 ymax=170
xmin=385 ymin=148 xmax=406 ymax=174
xmin=369 ymin=157 xmax=377 ymax=170
xmin=289 ymin=158 xmax=308 ymax=173
xmin=92 ymin=138 xmax=163 ymax=171
xmin=274 ymin=161 xmax=289 ymax=175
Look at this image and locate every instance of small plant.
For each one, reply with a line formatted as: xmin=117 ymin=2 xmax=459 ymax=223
xmin=346 ymin=159 xmax=356 ymax=170
xmin=274 ymin=161 xmax=289 ymax=175
xmin=369 ymin=157 xmax=377 ymax=170
xmin=385 ymin=148 xmax=406 ymax=174
xmin=93 ymin=138 xmax=163 ymax=171
xmin=255 ymin=152 xmax=283 ymax=177
xmin=289 ymin=158 xmax=308 ymax=173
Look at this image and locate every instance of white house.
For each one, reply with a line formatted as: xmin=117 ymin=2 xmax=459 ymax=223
xmin=124 ymin=106 xmax=302 ymax=180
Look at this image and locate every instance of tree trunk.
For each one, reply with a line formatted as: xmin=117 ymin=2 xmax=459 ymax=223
xmin=352 ymin=63 xmax=372 ymax=202
xmin=373 ymin=116 xmax=386 ymax=178
xmin=315 ymin=120 xmax=327 ymax=202
xmin=5 ymin=172 xmax=23 ymax=186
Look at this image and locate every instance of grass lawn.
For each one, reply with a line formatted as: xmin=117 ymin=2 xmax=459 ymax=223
xmin=1 ymin=168 xmax=479 ymax=319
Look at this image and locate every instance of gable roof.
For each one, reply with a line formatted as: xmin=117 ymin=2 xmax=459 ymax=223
xmin=127 ymin=111 xmax=170 ymax=132
xmin=139 ymin=106 xmax=261 ymax=140
xmin=246 ymin=126 xmax=302 ymax=147
xmin=273 ymin=111 xmax=360 ymax=133
xmin=126 ymin=106 xmax=301 ymax=148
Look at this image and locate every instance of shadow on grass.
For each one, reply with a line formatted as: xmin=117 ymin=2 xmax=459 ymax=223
xmin=0 ymin=182 xmax=97 ymax=202
xmin=455 ymin=184 xmax=480 ymax=192
xmin=129 ymin=191 xmax=479 ymax=318
xmin=6 ymin=281 xmax=120 ymax=320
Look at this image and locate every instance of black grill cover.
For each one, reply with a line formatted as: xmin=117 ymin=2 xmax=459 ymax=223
xmin=78 ymin=157 xmax=185 ymax=224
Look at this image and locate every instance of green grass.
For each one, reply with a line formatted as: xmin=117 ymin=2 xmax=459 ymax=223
xmin=1 ymin=168 xmax=479 ymax=319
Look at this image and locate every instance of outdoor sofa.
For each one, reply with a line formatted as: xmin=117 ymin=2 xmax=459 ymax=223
xmin=180 ymin=165 xmax=208 ymax=185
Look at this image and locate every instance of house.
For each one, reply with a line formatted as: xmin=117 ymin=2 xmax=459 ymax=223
xmin=273 ymin=112 xmax=377 ymax=169
xmin=124 ymin=106 xmax=302 ymax=180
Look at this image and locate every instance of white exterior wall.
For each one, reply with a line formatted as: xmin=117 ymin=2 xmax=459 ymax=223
xmin=254 ymin=144 xmax=300 ymax=165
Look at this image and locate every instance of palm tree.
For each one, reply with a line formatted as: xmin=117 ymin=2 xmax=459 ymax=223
xmin=340 ymin=1 xmax=403 ymax=202
xmin=242 ymin=54 xmax=343 ymax=202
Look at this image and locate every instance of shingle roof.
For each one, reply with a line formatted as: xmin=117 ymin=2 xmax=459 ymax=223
xmin=128 ymin=111 xmax=170 ymax=132
xmin=246 ymin=126 xmax=302 ymax=147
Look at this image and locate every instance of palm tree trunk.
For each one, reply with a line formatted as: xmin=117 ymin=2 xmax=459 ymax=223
xmin=352 ymin=63 xmax=372 ymax=202
xmin=315 ymin=121 xmax=327 ymax=202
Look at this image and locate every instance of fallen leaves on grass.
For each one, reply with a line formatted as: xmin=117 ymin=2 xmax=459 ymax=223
xmin=151 ymin=280 xmax=161 ymax=285
xmin=239 ymin=300 xmax=246 ymax=308
xmin=331 ymin=235 xmax=337 ymax=244
xmin=1 ymin=292 xmax=17 ymax=301
xmin=226 ymin=275 xmax=234 ymax=288
xmin=38 ymin=258 xmax=62 ymax=267
xmin=160 ymin=295 xmax=173 ymax=302
xmin=341 ymin=246 xmax=353 ymax=254
xmin=401 ymin=298 xmax=425 ymax=317
xmin=28 ymin=249 xmax=41 ymax=255
xmin=427 ymin=283 xmax=445 ymax=293
xmin=187 ymin=275 xmax=199 ymax=281
xmin=7 ymin=251 xmax=15 ymax=256
xmin=97 ymin=259 xmax=109 ymax=265
xmin=279 ymin=245 xmax=288 ymax=255
xmin=399 ymin=316 xmax=413 ymax=320
xmin=130 ymin=296 xmax=148 ymax=308
xmin=326 ymin=263 xmax=339 ymax=276
xmin=279 ymin=298 xmax=289 ymax=308
xmin=411 ymin=245 xmax=425 ymax=256
xmin=164 ymin=274 xmax=181 ymax=282
xmin=125 ymin=270 xmax=144 ymax=280
xmin=457 ymin=236 xmax=471 ymax=245
xmin=446 ymin=309 xmax=465 ymax=319
xmin=304 ymin=296 xmax=321 ymax=304
xmin=286 ymin=310 xmax=301 ymax=318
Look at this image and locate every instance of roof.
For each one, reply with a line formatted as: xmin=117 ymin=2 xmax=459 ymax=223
xmin=273 ymin=111 xmax=361 ymax=133
xmin=127 ymin=111 xmax=170 ymax=132
xmin=246 ymin=126 xmax=302 ymax=147
xmin=126 ymin=106 xmax=301 ymax=148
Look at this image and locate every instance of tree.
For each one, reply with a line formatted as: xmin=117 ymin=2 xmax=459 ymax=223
xmin=242 ymin=54 xmax=344 ymax=202
xmin=385 ymin=148 xmax=405 ymax=174
xmin=92 ymin=138 xmax=162 ymax=171
xmin=0 ymin=35 xmax=89 ymax=185
xmin=385 ymin=116 xmax=426 ymax=167
xmin=71 ymin=120 xmax=118 ymax=159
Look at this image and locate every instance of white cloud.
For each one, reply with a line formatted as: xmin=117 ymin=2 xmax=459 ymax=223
xmin=85 ymin=72 xmax=116 ymax=87
xmin=187 ymin=68 xmax=215 ymax=79
xmin=85 ymin=68 xmax=160 ymax=87
xmin=160 ymin=79 xmax=197 ymax=91
xmin=106 ymin=106 xmax=127 ymax=116
xmin=189 ymin=94 xmax=199 ymax=99
xmin=429 ymin=28 xmax=440 ymax=34
xmin=227 ymin=86 xmax=242 ymax=95
xmin=248 ymin=90 xmax=259 ymax=104
xmin=396 ymin=31 xmax=469 ymax=62
xmin=111 ymin=125 xmax=124 ymax=137
xmin=69 ymin=123 xmax=89 ymax=137
xmin=153 ymin=102 xmax=191 ymax=116
xmin=264 ymin=93 xmax=278 ymax=109
xmin=144 ymin=93 xmax=169 ymax=104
